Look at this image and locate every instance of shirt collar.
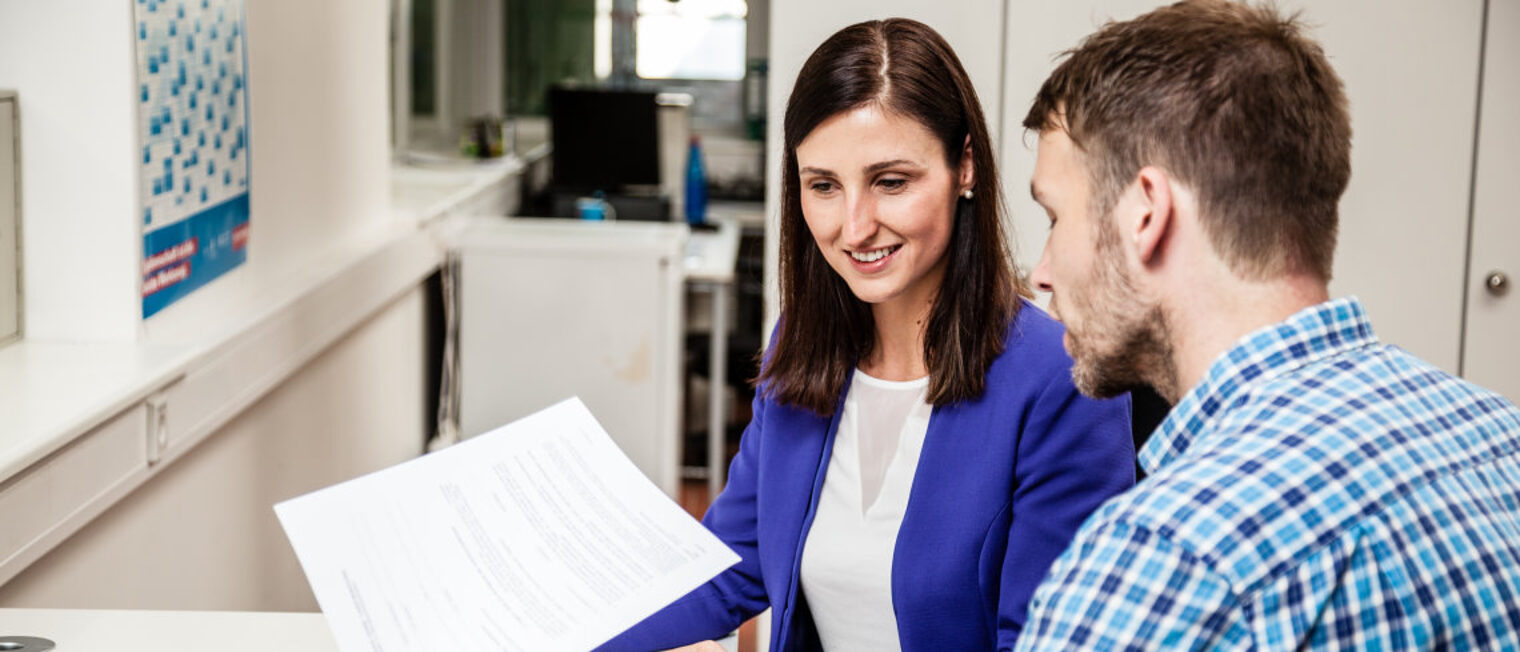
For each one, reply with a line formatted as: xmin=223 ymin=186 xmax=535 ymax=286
xmin=1138 ymin=296 xmax=1379 ymax=475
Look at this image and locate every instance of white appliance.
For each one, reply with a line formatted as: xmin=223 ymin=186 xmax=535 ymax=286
xmin=451 ymin=217 xmax=687 ymax=496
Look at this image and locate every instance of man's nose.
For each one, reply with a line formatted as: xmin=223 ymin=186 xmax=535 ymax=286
xmin=1031 ymin=246 xmax=1055 ymax=294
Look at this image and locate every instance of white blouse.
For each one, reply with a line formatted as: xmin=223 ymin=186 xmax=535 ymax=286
xmin=798 ymin=369 xmax=933 ymax=652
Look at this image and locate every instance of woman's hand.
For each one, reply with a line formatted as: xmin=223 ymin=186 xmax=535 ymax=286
xmin=662 ymin=642 xmax=726 ymax=652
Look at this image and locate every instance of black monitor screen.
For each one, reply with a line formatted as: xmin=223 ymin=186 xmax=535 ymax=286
xmin=549 ymin=87 xmax=661 ymax=193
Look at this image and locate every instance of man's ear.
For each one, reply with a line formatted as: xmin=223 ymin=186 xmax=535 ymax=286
xmin=1132 ymin=166 xmax=1174 ymax=266
xmin=959 ymin=135 xmax=975 ymax=191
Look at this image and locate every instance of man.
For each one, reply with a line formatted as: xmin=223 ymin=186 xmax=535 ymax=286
xmin=1016 ymin=1 xmax=1520 ymax=649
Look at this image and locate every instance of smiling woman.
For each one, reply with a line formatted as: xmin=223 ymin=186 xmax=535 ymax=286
xmin=596 ymin=18 xmax=1135 ymax=652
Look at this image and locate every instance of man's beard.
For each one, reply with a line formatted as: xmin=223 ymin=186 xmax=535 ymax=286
xmin=1063 ymin=221 xmax=1178 ymax=401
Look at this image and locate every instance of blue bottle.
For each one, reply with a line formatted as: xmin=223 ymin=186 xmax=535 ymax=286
xmin=685 ymin=135 xmax=707 ymax=225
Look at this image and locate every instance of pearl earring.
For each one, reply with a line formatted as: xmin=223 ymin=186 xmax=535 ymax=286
xmin=962 ymin=189 xmax=974 ymax=200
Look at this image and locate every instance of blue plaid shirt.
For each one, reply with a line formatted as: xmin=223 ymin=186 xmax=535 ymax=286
xmin=1017 ymin=297 xmax=1520 ymax=650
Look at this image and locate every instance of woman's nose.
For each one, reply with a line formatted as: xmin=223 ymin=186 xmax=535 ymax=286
xmin=842 ymin=194 xmax=878 ymax=247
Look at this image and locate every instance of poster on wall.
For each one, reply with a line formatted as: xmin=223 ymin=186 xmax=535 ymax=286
xmin=134 ymin=0 xmax=250 ymax=319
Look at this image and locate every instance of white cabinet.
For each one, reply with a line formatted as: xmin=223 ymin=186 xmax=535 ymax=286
xmin=999 ymin=1 xmax=1487 ymax=374
xmin=1461 ymin=1 xmax=1520 ymax=400
xmin=0 ymin=91 xmax=17 ymax=346
xmin=453 ymin=218 xmax=687 ymax=496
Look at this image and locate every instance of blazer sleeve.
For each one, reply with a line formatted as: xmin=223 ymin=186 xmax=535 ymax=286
xmin=593 ymin=387 xmax=774 ymax=651
xmin=995 ymin=375 xmax=1135 ymax=651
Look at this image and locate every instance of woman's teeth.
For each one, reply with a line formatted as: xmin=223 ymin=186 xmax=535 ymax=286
xmin=850 ymin=246 xmax=897 ymax=262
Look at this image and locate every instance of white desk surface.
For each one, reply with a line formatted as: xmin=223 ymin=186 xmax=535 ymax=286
xmin=0 ymin=609 xmax=738 ymax=652
xmin=684 ymin=220 xmax=741 ymax=284
xmin=0 ymin=609 xmax=338 ymax=651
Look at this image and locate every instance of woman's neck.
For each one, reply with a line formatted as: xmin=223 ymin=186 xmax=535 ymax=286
xmin=860 ymin=296 xmax=933 ymax=381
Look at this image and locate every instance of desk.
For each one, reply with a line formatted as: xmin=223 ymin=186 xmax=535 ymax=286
xmin=0 ymin=609 xmax=740 ymax=652
xmin=0 ymin=609 xmax=338 ymax=651
xmin=684 ymin=220 xmax=742 ymax=499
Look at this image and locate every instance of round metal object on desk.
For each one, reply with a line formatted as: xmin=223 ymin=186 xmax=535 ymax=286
xmin=0 ymin=637 xmax=55 ymax=651
xmin=1486 ymin=271 xmax=1509 ymax=296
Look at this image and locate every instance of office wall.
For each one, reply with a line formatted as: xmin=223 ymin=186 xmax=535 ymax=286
xmin=0 ymin=0 xmax=427 ymax=608
xmin=144 ymin=0 xmax=398 ymax=340
xmin=0 ymin=0 xmax=399 ymax=342
xmin=0 ymin=2 xmax=142 ymax=342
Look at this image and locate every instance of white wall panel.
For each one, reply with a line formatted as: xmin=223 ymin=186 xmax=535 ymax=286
xmin=0 ymin=4 xmax=142 ymax=342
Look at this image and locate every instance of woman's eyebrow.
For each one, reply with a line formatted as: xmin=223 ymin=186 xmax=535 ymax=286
xmin=800 ymin=159 xmax=921 ymax=177
xmin=864 ymin=159 xmax=918 ymax=174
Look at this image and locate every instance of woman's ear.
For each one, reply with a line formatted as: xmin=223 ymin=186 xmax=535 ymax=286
xmin=959 ymin=134 xmax=975 ymax=192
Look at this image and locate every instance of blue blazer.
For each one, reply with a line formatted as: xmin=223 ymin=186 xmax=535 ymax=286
xmin=598 ymin=302 xmax=1135 ymax=651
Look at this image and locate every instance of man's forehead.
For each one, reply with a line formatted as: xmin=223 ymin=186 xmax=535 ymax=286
xmin=1030 ymin=131 xmax=1067 ymax=188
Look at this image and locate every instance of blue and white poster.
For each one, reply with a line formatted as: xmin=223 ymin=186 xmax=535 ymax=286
xmin=134 ymin=0 xmax=250 ymax=318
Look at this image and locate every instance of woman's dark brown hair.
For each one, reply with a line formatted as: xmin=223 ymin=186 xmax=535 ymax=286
xmin=758 ymin=18 xmax=1023 ymax=416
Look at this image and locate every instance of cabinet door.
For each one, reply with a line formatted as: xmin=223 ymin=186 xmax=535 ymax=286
xmin=1461 ymin=1 xmax=1520 ymax=401
xmin=1001 ymin=1 xmax=1485 ymax=373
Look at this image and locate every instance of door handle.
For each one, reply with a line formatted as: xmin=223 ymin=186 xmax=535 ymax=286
xmin=1486 ymin=271 xmax=1509 ymax=297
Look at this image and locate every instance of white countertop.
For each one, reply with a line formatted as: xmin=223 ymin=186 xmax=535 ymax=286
xmin=0 ymin=609 xmax=338 ymax=651
xmin=684 ymin=220 xmax=742 ymax=284
xmin=0 ymin=341 xmax=188 ymax=480
xmin=390 ymin=154 xmax=525 ymax=223
xmin=0 ymin=608 xmax=739 ymax=652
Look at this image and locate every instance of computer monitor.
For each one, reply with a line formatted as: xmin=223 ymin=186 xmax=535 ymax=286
xmin=549 ymin=86 xmax=661 ymax=195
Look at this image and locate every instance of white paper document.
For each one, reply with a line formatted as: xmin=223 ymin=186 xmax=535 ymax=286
xmin=275 ymin=397 xmax=740 ymax=652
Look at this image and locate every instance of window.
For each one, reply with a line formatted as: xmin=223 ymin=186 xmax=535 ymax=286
xmin=629 ymin=0 xmax=747 ymax=81
xmin=393 ymin=0 xmax=755 ymax=153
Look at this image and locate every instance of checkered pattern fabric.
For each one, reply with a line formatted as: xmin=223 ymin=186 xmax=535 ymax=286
xmin=1017 ymin=297 xmax=1520 ymax=650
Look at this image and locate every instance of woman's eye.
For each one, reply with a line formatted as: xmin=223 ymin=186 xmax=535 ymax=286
xmin=878 ymin=178 xmax=907 ymax=192
xmin=810 ymin=181 xmax=835 ymax=194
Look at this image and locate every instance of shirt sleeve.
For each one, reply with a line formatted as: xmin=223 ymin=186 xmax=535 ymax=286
xmin=996 ymin=374 xmax=1135 ymax=650
xmin=1015 ymin=519 xmax=1253 ymax=651
xmin=592 ymin=387 xmax=773 ymax=652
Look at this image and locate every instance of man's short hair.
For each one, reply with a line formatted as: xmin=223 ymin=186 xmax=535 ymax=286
xmin=1024 ymin=0 xmax=1351 ymax=281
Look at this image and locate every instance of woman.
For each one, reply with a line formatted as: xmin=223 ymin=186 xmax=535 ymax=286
xmin=599 ymin=18 xmax=1133 ymax=652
